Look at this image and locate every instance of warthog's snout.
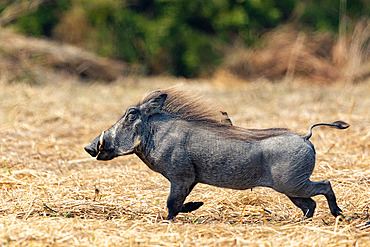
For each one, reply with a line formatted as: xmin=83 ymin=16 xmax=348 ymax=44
xmin=84 ymin=140 xmax=98 ymax=157
xmin=85 ymin=131 xmax=118 ymax=160
xmin=84 ymin=133 xmax=102 ymax=157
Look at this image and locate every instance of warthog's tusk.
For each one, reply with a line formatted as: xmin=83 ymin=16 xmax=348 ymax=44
xmin=98 ymin=131 xmax=104 ymax=151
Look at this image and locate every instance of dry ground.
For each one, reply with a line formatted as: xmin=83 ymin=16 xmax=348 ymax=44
xmin=0 ymin=76 xmax=369 ymax=246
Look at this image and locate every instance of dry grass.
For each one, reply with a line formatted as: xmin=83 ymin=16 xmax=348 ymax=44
xmin=222 ymin=20 xmax=370 ymax=83
xmin=0 ymin=76 xmax=369 ymax=246
xmin=0 ymin=28 xmax=128 ymax=83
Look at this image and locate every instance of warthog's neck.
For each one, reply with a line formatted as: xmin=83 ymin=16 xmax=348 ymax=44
xmin=134 ymin=117 xmax=192 ymax=177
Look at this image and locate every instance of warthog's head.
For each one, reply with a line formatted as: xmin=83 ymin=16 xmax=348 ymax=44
xmin=84 ymin=93 xmax=167 ymax=160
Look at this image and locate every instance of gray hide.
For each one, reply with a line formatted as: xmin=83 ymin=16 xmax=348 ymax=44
xmin=85 ymin=89 xmax=349 ymax=220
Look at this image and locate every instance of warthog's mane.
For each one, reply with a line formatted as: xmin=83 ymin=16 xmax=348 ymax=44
xmin=139 ymin=88 xmax=291 ymax=141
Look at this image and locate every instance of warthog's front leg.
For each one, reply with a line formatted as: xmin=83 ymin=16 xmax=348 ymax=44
xmin=180 ymin=202 xmax=204 ymax=213
xmin=166 ymin=182 xmax=202 ymax=220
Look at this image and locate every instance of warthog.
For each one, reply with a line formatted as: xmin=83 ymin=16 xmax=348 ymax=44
xmin=85 ymin=88 xmax=349 ymax=220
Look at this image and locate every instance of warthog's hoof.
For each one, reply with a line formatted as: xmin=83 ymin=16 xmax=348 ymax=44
xmin=331 ymin=206 xmax=345 ymax=219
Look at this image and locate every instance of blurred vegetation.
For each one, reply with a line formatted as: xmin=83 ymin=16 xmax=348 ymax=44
xmin=0 ymin=0 xmax=369 ymax=78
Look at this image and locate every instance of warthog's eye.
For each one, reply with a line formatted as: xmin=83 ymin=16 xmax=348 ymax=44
xmin=126 ymin=109 xmax=138 ymax=123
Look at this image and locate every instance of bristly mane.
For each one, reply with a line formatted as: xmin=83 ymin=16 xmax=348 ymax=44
xmin=139 ymin=88 xmax=291 ymax=141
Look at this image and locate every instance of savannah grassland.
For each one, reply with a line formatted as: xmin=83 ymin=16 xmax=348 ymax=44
xmin=0 ymin=76 xmax=369 ymax=246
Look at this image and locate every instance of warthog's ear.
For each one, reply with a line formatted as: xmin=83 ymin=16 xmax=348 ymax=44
xmin=141 ymin=93 xmax=167 ymax=116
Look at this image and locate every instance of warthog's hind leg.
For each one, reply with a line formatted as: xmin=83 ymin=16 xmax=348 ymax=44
xmin=320 ymin=180 xmax=344 ymax=218
xmin=288 ymin=196 xmax=316 ymax=218
xmin=287 ymin=180 xmax=344 ymax=218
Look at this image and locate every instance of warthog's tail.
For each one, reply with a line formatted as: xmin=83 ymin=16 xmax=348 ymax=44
xmin=304 ymin=121 xmax=350 ymax=140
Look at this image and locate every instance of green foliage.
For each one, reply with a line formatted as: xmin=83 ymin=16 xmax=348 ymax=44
xmin=2 ymin=164 xmax=11 ymax=174
xmin=14 ymin=0 xmax=70 ymax=36
xmin=5 ymin=0 xmax=369 ymax=77
xmin=300 ymin=0 xmax=370 ymax=32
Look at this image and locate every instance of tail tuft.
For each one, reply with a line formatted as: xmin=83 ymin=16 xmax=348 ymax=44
xmin=332 ymin=121 xmax=350 ymax=129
